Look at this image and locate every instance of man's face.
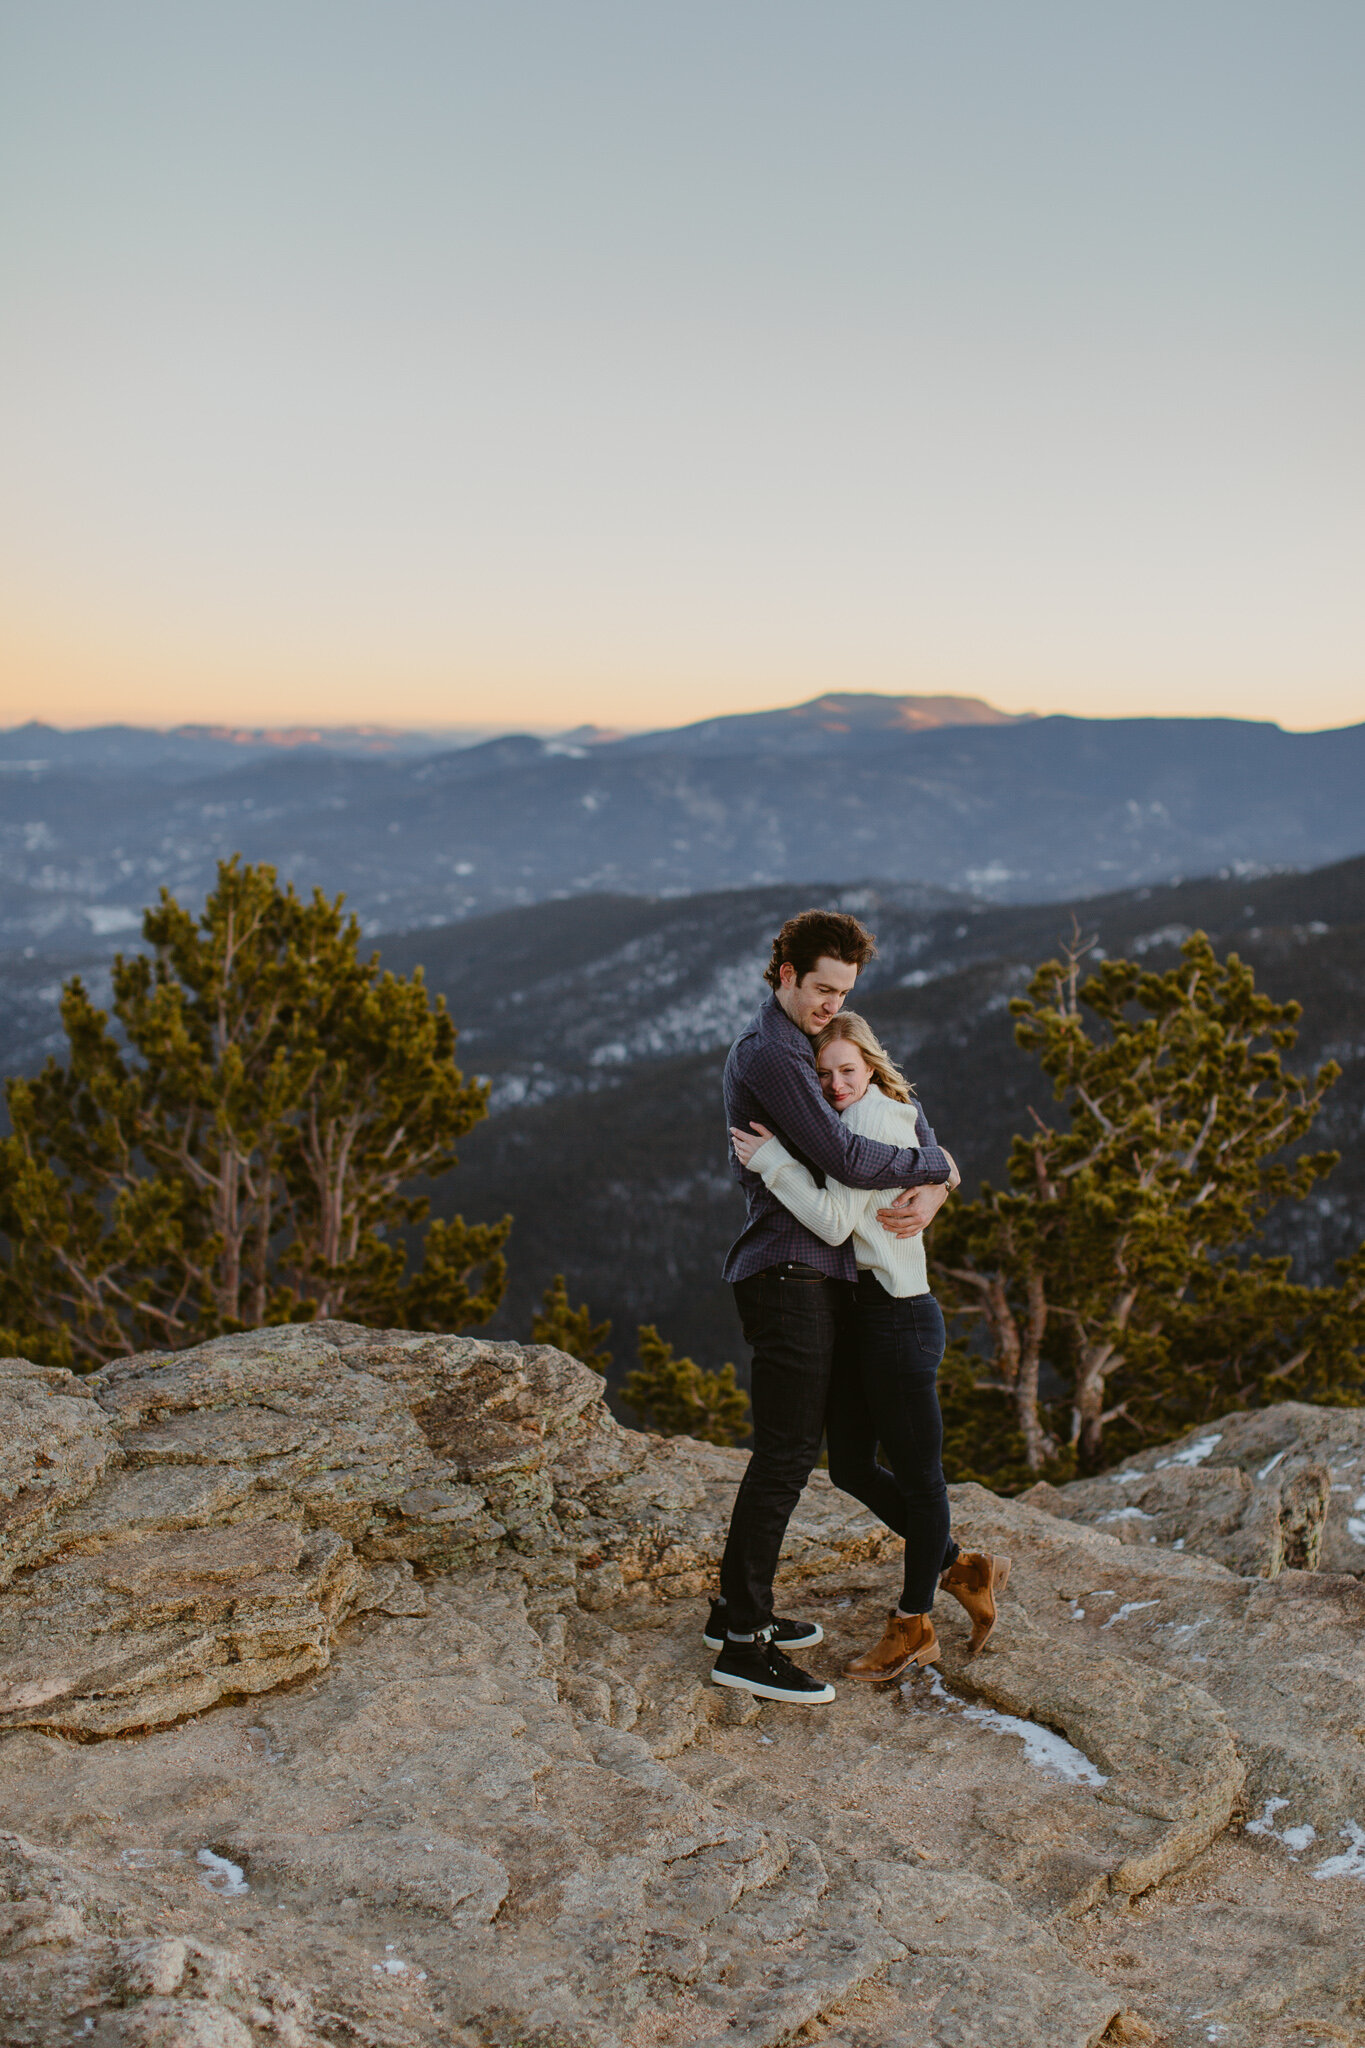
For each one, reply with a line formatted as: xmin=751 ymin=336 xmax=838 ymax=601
xmin=777 ymin=954 xmax=858 ymax=1036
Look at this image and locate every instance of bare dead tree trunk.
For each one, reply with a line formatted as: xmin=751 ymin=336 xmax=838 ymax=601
xmin=1070 ymin=1282 xmax=1138 ymax=1466
xmin=942 ymin=1260 xmax=1055 ymax=1474
xmin=1071 ymin=1339 xmax=1117 ymax=1466
xmin=247 ymin=1151 xmax=273 ymax=1327
xmin=215 ymin=1147 xmax=242 ymax=1324
xmin=1015 ymin=1269 xmax=1057 ymax=1471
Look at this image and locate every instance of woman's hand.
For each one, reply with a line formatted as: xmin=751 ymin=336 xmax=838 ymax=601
xmin=730 ymin=1122 xmax=775 ymax=1169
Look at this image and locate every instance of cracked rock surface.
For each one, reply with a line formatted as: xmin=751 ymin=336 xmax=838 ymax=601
xmin=1 ymin=1329 xmax=1363 ymax=2048
xmin=1021 ymin=1402 xmax=1365 ymax=1579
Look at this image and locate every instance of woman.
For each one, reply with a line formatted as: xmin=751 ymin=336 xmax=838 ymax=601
xmin=730 ymin=1012 xmax=1009 ymax=1680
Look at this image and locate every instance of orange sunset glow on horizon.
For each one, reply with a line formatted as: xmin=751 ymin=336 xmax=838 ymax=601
xmin=2 ymin=5 xmax=1361 ymax=740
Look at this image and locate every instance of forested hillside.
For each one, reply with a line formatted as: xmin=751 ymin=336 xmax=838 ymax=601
xmin=387 ymin=858 xmax=1365 ymax=1380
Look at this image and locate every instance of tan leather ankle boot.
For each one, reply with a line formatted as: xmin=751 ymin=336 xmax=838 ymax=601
xmin=939 ymin=1551 xmax=1012 ymax=1654
xmin=843 ymin=1610 xmax=940 ymax=1682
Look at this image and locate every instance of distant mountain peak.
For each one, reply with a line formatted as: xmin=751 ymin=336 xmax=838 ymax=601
xmin=166 ymin=723 xmax=462 ymax=754
xmin=553 ymin=724 xmax=630 ymax=747
xmin=781 ymin=692 xmax=1035 ymax=732
xmin=170 ymin=722 xmax=401 ymax=747
xmin=619 ymin=690 xmax=1035 ymax=755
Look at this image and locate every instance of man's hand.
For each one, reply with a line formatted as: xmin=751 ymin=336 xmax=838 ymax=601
xmin=876 ymin=1184 xmax=949 ymax=1238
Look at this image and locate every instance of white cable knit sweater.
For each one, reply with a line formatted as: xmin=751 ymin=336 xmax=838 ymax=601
xmin=749 ymin=1086 xmax=932 ymax=1298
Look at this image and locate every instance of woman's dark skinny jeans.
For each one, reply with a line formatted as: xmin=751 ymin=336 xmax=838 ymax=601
xmin=826 ymin=1277 xmax=959 ymax=1614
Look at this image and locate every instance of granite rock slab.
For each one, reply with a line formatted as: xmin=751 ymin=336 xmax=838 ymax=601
xmin=0 ymin=1329 xmax=1363 ymax=2046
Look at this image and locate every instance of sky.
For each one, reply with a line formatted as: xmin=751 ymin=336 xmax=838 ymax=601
xmin=1 ymin=2 xmax=1361 ymax=735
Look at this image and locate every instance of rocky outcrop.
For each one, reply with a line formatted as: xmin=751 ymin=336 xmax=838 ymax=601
xmin=0 ymin=1325 xmax=899 ymax=1741
xmin=1 ymin=1331 xmax=1363 ymax=2048
xmin=0 ymin=1361 xmax=120 ymax=1585
xmin=1023 ymin=1401 xmax=1365 ymax=1579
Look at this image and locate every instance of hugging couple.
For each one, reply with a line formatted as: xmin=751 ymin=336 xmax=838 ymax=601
xmin=705 ymin=908 xmax=1009 ymax=1705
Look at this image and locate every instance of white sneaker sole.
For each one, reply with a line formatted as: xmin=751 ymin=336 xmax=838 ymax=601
xmin=701 ymin=1623 xmax=825 ymax=1651
xmin=710 ymin=1668 xmax=836 ymax=1705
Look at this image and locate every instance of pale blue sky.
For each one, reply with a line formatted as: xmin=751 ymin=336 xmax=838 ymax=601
xmin=1 ymin=2 xmax=1361 ymax=730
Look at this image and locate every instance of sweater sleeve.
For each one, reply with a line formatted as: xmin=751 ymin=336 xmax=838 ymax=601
xmin=746 ymin=1137 xmax=878 ymax=1248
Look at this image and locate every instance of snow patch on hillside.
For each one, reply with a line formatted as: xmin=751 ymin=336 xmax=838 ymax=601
xmin=590 ymin=958 xmax=768 ymax=1062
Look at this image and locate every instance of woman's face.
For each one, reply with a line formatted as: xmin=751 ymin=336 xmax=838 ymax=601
xmin=816 ymin=1039 xmax=874 ymax=1111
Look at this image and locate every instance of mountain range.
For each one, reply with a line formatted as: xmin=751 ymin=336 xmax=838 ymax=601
xmin=2 ymin=694 xmax=1361 ymax=1384
xmin=1 ymin=695 xmax=1362 ymax=957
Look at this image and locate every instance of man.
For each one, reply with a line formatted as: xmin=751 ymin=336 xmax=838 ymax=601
xmin=707 ymin=908 xmax=958 ymax=1705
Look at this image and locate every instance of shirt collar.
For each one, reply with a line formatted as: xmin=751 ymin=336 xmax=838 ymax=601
xmin=762 ymin=991 xmax=813 ymax=1055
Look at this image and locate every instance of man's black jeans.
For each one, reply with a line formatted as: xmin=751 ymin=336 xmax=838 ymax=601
xmin=826 ymin=1276 xmax=959 ymax=1614
xmin=718 ymin=1264 xmax=852 ymax=1634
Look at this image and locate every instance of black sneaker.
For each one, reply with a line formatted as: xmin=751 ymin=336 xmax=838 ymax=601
xmin=702 ymin=1599 xmax=823 ymax=1652
xmin=710 ymin=1630 xmax=835 ymax=1705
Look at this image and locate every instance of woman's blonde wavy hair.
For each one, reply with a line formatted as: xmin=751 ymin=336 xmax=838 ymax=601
xmin=812 ymin=1011 xmax=915 ymax=1103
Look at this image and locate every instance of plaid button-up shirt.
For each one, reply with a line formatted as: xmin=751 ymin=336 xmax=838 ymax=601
xmin=721 ymin=994 xmax=951 ymax=1285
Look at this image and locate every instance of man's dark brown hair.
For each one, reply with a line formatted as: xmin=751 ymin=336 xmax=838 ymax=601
xmin=763 ymin=909 xmax=878 ymax=991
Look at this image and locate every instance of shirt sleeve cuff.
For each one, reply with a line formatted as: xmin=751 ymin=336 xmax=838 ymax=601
xmin=901 ymin=1143 xmax=953 ymax=1186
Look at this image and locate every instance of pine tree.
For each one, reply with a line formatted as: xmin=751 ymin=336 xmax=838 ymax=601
xmin=531 ymin=1274 xmax=612 ymax=1373
xmin=0 ymin=859 xmax=509 ymax=1368
xmin=622 ymin=1324 xmax=751 ymax=1447
xmin=933 ymin=930 xmax=1351 ymax=1477
xmin=1298 ymin=1243 xmax=1365 ymax=1403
